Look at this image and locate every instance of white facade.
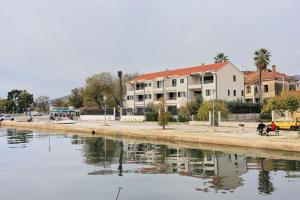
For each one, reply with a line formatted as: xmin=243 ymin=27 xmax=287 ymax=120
xmin=124 ymin=62 xmax=244 ymax=113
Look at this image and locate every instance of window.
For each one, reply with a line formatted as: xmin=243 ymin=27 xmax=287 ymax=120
xmin=156 ymin=93 xmax=163 ymax=100
xmin=156 ymin=81 xmax=163 ymax=88
xmin=177 ymin=91 xmax=186 ymax=97
xmin=233 ymin=75 xmax=236 ymax=82
xmin=206 ymin=89 xmax=211 ymax=96
xmin=241 ymin=90 xmax=244 ymax=96
xmin=264 ymin=85 xmax=269 ymax=93
xmin=228 ymin=89 xmax=230 ymax=96
xmin=203 ymin=76 xmax=214 ymax=84
xmin=180 ymin=79 xmax=184 ymax=83
xmin=246 ymin=85 xmax=251 ymax=93
xmin=172 ymin=79 xmax=177 ymax=87
xmin=254 ymin=87 xmax=258 ymax=93
xmin=233 ymin=90 xmax=236 ymax=96
xmin=136 ymin=83 xmax=145 ymax=90
xmin=127 ymin=95 xmax=134 ymax=100
xmin=168 ymin=92 xmax=177 ymax=100
xmin=137 ymin=95 xmax=144 ymax=101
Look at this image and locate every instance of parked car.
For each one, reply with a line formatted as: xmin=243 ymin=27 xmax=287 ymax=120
xmin=274 ymin=117 xmax=299 ymax=131
xmin=33 ymin=112 xmax=43 ymax=116
xmin=0 ymin=114 xmax=15 ymax=121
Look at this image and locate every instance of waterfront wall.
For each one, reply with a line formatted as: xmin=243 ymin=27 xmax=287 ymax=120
xmin=120 ymin=115 xmax=145 ymax=122
xmin=80 ymin=115 xmax=115 ymax=121
xmin=1 ymin=121 xmax=300 ymax=153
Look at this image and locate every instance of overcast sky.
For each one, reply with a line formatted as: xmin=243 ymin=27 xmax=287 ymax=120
xmin=0 ymin=0 xmax=300 ymax=99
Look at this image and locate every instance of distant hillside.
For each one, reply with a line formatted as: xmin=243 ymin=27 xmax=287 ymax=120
xmin=51 ymin=95 xmax=70 ymax=102
xmin=294 ymin=75 xmax=300 ymax=80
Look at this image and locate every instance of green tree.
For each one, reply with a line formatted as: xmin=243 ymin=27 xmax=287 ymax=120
xmin=283 ymin=92 xmax=300 ymax=117
xmin=6 ymin=89 xmax=33 ymax=113
xmin=69 ymin=88 xmax=84 ymax=108
xmin=17 ymin=90 xmax=34 ymax=113
xmin=158 ymin=98 xmax=170 ymax=129
xmin=84 ymin=72 xmax=117 ymax=109
xmin=254 ymin=48 xmax=271 ymax=104
xmin=197 ymin=100 xmax=229 ymax=121
xmin=0 ymin=99 xmax=7 ymax=113
xmin=262 ymin=92 xmax=300 ymax=117
xmin=214 ymin=53 xmax=229 ymax=63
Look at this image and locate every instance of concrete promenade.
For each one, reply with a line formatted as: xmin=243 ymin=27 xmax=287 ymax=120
xmin=1 ymin=120 xmax=300 ymax=154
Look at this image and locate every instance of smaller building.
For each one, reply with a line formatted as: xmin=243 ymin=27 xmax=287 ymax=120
xmin=244 ymin=65 xmax=298 ymax=103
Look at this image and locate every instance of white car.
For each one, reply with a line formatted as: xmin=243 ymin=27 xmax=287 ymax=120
xmin=0 ymin=114 xmax=15 ymax=121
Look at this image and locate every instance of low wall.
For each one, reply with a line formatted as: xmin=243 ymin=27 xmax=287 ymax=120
xmin=219 ymin=121 xmax=258 ymax=128
xmin=188 ymin=121 xmax=211 ymax=126
xmin=224 ymin=113 xmax=260 ymax=122
xmin=80 ymin=115 xmax=115 ymax=121
xmin=120 ymin=115 xmax=145 ymax=122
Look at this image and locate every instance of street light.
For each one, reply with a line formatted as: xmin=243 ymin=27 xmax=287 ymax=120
xmin=211 ymin=89 xmax=216 ymax=128
xmin=103 ymin=96 xmax=108 ymax=126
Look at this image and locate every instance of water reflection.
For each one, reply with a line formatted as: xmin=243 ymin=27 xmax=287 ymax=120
xmin=2 ymin=129 xmax=300 ymax=198
xmin=6 ymin=129 xmax=33 ymax=147
xmin=81 ymin=137 xmax=300 ymax=195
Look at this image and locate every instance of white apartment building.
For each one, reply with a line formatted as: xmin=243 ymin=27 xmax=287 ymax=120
xmin=125 ymin=62 xmax=244 ymax=114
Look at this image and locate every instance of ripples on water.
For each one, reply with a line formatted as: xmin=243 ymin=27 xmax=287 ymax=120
xmin=0 ymin=128 xmax=300 ymax=200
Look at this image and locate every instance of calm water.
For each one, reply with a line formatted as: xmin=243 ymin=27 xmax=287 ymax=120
xmin=1 ymin=128 xmax=300 ymax=200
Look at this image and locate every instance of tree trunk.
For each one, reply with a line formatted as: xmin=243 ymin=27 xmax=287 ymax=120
xmin=259 ymin=70 xmax=263 ymax=104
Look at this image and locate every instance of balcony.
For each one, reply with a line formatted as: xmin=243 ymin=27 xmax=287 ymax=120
xmin=188 ymin=84 xmax=202 ymax=90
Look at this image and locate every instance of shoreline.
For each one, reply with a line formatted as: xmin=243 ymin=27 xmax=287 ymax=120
xmin=1 ymin=120 xmax=300 ymax=155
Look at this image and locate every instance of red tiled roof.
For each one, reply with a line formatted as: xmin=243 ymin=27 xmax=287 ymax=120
xmin=132 ymin=62 xmax=229 ymax=81
xmin=291 ymin=90 xmax=300 ymax=97
xmin=245 ymin=70 xmax=296 ymax=83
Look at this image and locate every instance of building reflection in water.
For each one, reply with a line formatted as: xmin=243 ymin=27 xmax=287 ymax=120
xmin=82 ymin=138 xmax=249 ymax=192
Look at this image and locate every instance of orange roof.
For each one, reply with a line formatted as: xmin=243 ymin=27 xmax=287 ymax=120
xmin=132 ymin=62 xmax=229 ymax=81
xmin=291 ymin=90 xmax=300 ymax=97
xmin=245 ymin=70 xmax=296 ymax=84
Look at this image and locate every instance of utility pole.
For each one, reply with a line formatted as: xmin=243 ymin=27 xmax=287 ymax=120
xmin=212 ymin=89 xmax=216 ymax=127
xmin=117 ymin=71 xmax=123 ymax=108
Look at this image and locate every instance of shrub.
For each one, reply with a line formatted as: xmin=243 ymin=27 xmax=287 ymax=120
xmin=226 ymin=101 xmax=261 ymax=114
xmin=187 ymin=95 xmax=203 ymax=116
xmin=178 ymin=104 xmax=191 ymax=122
xmin=197 ymin=100 xmax=229 ymax=121
xmin=144 ymin=103 xmax=158 ymax=121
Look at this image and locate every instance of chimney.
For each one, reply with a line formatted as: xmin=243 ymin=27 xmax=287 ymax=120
xmin=272 ymin=65 xmax=276 ymax=72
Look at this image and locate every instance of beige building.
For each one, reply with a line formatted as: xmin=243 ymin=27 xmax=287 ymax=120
xmin=125 ymin=62 xmax=244 ymax=114
xmin=244 ymin=65 xmax=298 ymax=103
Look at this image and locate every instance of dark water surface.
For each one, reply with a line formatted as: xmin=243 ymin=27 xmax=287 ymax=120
xmin=1 ymin=128 xmax=300 ymax=200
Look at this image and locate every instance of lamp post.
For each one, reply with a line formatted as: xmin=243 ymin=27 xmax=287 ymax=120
xmin=103 ymin=96 xmax=108 ymax=126
xmin=211 ymin=89 xmax=216 ymax=127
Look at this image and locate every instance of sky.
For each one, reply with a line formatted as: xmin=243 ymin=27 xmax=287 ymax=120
xmin=0 ymin=0 xmax=300 ymax=99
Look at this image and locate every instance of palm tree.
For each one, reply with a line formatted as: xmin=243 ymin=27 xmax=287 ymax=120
xmin=254 ymin=48 xmax=271 ymax=104
xmin=214 ymin=53 xmax=229 ymax=63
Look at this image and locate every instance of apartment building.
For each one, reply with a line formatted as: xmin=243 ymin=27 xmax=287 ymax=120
xmin=244 ymin=65 xmax=298 ymax=103
xmin=124 ymin=62 xmax=244 ymax=114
